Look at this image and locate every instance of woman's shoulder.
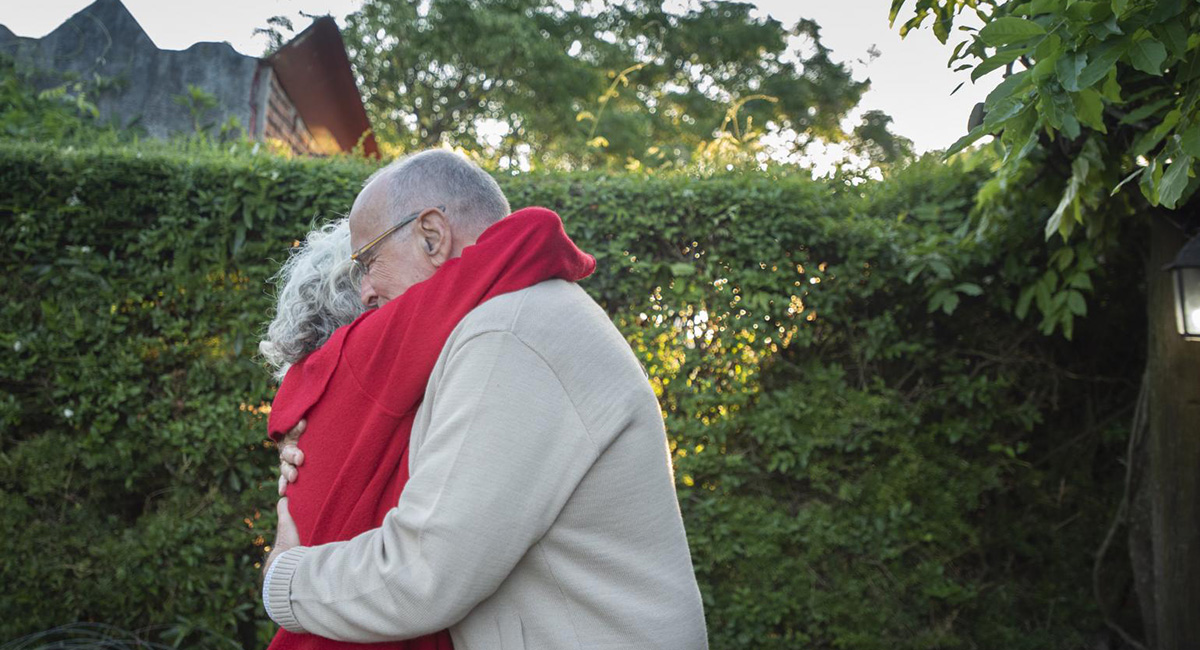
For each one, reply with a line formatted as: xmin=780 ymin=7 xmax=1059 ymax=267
xmin=267 ymin=323 xmax=356 ymax=440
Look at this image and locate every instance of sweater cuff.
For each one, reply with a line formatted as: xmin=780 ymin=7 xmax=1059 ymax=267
xmin=266 ymin=546 xmax=310 ymax=633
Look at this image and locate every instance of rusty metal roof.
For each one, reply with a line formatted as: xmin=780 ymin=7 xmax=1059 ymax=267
xmin=266 ymin=16 xmax=379 ymax=158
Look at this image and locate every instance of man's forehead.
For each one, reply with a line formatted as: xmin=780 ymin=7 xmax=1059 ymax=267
xmin=349 ymin=179 xmax=388 ymax=229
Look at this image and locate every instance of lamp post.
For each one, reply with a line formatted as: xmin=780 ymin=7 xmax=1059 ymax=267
xmin=1165 ymin=232 xmax=1200 ymax=341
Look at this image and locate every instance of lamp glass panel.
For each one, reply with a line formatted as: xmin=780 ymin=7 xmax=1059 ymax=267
xmin=1178 ymin=268 xmax=1200 ymax=338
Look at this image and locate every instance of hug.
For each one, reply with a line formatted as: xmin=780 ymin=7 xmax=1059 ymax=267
xmin=258 ymin=149 xmax=709 ymax=650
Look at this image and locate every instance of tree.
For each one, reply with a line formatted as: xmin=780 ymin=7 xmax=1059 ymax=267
xmin=342 ymin=0 xmax=599 ymax=161
xmin=325 ymin=0 xmax=908 ymax=170
xmin=851 ymin=109 xmax=915 ymax=165
xmin=570 ymin=2 xmax=871 ymax=168
xmin=889 ymin=0 xmax=1200 ymax=647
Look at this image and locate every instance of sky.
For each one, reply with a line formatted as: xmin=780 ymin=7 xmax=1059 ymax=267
xmin=0 ymin=0 xmax=1000 ymax=155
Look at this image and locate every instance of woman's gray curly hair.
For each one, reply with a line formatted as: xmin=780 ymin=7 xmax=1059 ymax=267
xmin=259 ymin=217 xmax=365 ymax=381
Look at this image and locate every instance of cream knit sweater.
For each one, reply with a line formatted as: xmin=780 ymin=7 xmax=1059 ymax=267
xmin=264 ymin=279 xmax=708 ymax=650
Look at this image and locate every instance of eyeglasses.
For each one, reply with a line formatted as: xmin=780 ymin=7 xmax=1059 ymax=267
xmin=350 ymin=205 xmax=445 ymax=276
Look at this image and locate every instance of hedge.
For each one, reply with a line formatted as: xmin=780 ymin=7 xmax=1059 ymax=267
xmin=0 ymin=141 xmax=1143 ymax=649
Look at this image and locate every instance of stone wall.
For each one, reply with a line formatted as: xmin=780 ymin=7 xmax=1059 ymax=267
xmin=0 ymin=0 xmax=260 ymax=140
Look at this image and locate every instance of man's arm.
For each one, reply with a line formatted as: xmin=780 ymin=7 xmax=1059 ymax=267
xmin=264 ymin=330 xmax=598 ymax=641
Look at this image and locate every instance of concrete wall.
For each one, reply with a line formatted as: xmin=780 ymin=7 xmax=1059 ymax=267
xmin=0 ymin=0 xmax=262 ymax=140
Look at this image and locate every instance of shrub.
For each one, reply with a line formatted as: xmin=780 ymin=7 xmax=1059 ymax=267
xmin=0 ymin=143 xmax=1142 ymax=648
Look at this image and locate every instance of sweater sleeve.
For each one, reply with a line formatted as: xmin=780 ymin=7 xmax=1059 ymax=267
xmin=264 ymin=330 xmax=598 ymax=642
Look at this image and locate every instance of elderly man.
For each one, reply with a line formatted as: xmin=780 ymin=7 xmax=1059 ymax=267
xmin=260 ymin=149 xmax=708 ymax=649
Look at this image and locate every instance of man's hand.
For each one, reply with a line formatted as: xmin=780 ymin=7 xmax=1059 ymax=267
xmin=277 ymin=419 xmax=306 ymax=496
xmin=263 ymin=495 xmax=301 ymax=580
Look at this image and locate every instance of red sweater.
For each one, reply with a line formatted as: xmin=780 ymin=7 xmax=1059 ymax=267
xmin=264 ymin=208 xmax=595 ymax=650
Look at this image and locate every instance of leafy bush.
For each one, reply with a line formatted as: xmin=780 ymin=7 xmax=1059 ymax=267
xmin=0 ymin=55 xmax=120 ymax=145
xmin=0 ymin=142 xmax=1142 ymax=648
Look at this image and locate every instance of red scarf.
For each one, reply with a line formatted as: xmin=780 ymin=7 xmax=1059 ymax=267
xmin=265 ymin=207 xmax=595 ymax=650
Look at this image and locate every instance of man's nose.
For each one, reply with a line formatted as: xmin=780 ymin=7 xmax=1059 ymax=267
xmin=359 ymin=274 xmax=378 ymax=309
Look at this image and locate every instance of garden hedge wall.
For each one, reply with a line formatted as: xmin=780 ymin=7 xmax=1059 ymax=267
xmin=0 ymin=142 xmax=1143 ymax=649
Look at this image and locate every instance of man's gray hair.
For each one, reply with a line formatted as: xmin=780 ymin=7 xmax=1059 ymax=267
xmin=364 ymin=149 xmax=510 ymax=234
xmin=259 ymin=218 xmax=365 ymax=381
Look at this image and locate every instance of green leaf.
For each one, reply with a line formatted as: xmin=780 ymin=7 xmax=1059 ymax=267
xmin=232 ymin=225 xmax=246 ymax=255
xmin=943 ymin=292 xmax=961 ymax=314
xmin=1159 ymin=156 xmax=1193 ymax=209
xmin=1110 ymin=168 xmax=1144 ymax=196
xmin=1139 ymin=156 xmax=1164 ymax=205
xmin=1072 ymin=89 xmax=1107 ymax=133
xmin=1030 ymin=0 xmax=1063 ymax=15
xmin=973 ymin=48 xmax=1030 ymax=82
xmin=1038 ymin=83 xmax=1069 ymax=130
xmin=985 ymin=69 xmax=1033 ymax=110
xmin=1046 ymin=185 xmax=1077 ymax=240
xmin=979 ymin=17 xmax=1047 ymax=46
xmin=945 ymin=125 xmax=988 ymax=157
xmin=1051 ymin=246 xmax=1075 ymax=270
xmin=1148 ymin=0 xmax=1185 ymax=22
xmin=1180 ymin=125 xmax=1200 ymax=158
xmin=929 ymin=289 xmax=961 ymax=315
xmin=955 ymin=282 xmax=984 ymax=296
xmin=1087 ymin=15 xmax=1123 ymax=39
xmin=1179 ymin=48 xmax=1200 ymax=84
xmin=1077 ymin=39 xmax=1128 ymax=89
xmin=1100 ymin=69 xmax=1122 ymax=102
xmin=1128 ymin=37 xmax=1167 ymax=76
xmin=1119 ymin=98 xmax=1174 ymax=125
xmin=1067 ymin=290 xmax=1087 ymax=316
xmin=949 ymin=39 xmax=970 ymax=65
xmin=1001 ymin=106 xmax=1039 ymax=162
xmin=1063 ymin=114 xmax=1082 ymax=140
xmin=1015 ymin=285 xmax=1035 ymax=319
xmin=1034 ymin=33 xmax=1063 ymax=61
xmin=928 ymin=259 xmax=953 ymax=278
xmin=1066 ymin=1 xmax=1103 ymax=22
xmin=1056 ymin=51 xmax=1087 ymax=91
xmin=1155 ymin=22 xmax=1189 ymax=59
xmin=1111 ymin=0 xmax=1130 ymax=16
xmin=1046 ymin=153 xmax=1091 ymax=240
xmin=1068 ymin=273 xmax=1094 ymax=290
xmin=1030 ymin=52 xmax=1060 ymax=82
xmin=1131 ymin=109 xmax=1181 ymax=157
xmin=669 ymin=262 xmax=696 ymax=276
xmin=983 ymin=97 xmax=1026 ymax=130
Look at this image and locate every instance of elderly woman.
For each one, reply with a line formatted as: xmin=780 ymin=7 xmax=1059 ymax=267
xmin=257 ymin=207 xmax=594 ymax=650
xmin=260 ymin=219 xmax=363 ymax=384
xmin=258 ymin=218 xmax=453 ymax=650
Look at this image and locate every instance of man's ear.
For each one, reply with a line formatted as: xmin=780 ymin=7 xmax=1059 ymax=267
xmin=415 ymin=207 xmax=453 ymax=268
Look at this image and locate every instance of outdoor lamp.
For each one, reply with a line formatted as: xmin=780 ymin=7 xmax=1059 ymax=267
xmin=1166 ymin=232 xmax=1200 ymax=341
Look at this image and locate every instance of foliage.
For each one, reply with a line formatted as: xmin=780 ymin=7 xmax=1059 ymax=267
xmin=0 ymin=142 xmax=1142 ymax=648
xmin=852 ymin=109 xmax=916 ymax=165
xmin=889 ymin=0 xmax=1200 ymax=336
xmin=340 ymin=0 xmax=596 ymax=159
xmin=0 ymin=143 xmax=376 ymax=649
xmin=170 ymin=84 xmax=246 ymax=143
xmin=173 ymin=84 xmax=220 ymax=135
xmin=324 ymin=0 xmax=908 ymax=170
xmin=0 ymin=622 xmax=234 ymax=650
xmin=0 ymin=54 xmax=250 ymax=154
xmin=0 ymin=55 xmax=103 ymax=143
xmin=254 ymin=15 xmax=300 ymax=54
